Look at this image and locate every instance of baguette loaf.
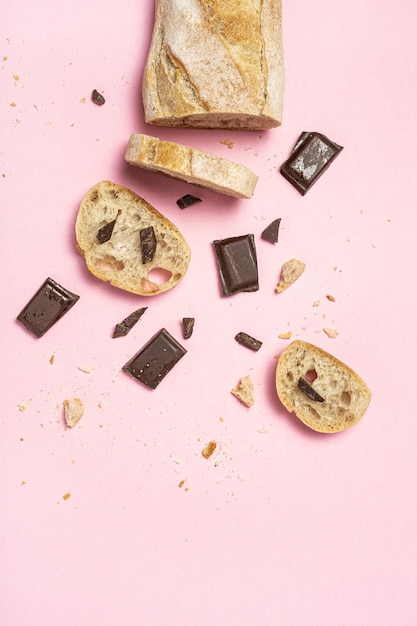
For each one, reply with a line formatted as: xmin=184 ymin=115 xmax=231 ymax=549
xmin=124 ymin=133 xmax=258 ymax=199
xmin=275 ymin=340 xmax=371 ymax=433
xmin=75 ymin=181 xmax=191 ymax=296
xmin=142 ymin=0 xmax=284 ymax=130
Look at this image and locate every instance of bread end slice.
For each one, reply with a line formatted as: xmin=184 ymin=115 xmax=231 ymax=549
xmin=275 ymin=340 xmax=371 ymax=433
xmin=124 ymin=134 xmax=258 ymax=199
xmin=75 ymin=181 xmax=191 ymax=296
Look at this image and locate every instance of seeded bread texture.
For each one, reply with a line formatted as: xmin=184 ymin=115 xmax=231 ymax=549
xmin=275 ymin=340 xmax=371 ymax=433
xmin=75 ymin=181 xmax=191 ymax=296
xmin=142 ymin=0 xmax=284 ymax=130
xmin=124 ymin=134 xmax=258 ymax=199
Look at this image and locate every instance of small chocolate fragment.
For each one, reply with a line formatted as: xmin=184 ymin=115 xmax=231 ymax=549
xmin=176 ymin=194 xmax=202 ymax=209
xmin=113 ymin=307 xmax=148 ymax=338
xmin=261 ymin=218 xmax=281 ymax=244
xmin=140 ymin=226 xmax=157 ymax=264
xmin=298 ymin=377 xmax=325 ymax=402
xmin=17 ymin=277 xmax=80 ymax=338
xmin=182 ymin=317 xmax=195 ymax=339
xmin=92 ymin=89 xmax=105 ymax=106
xmin=213 ymin=234 xmax=259 ymax=296
xmin=97 ymin=218 xmax=116 ymax=244
xmin=235 ymin=331 xmax=262 ymax=352
xmin=280 ymin=132 xmax=343 ymax=195
xmin=122 ymin=328 xmax=186 ymax=389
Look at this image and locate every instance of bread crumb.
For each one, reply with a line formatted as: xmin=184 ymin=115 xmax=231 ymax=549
xmin=49 ymin=354 xmax=55 ymax=365
xmin=63 ymin=398 xmax=84 ymax=428
xmin=202 ymin=441 xmax=217 ymax=459
xmin=323 ymin=327 xmax=339 ymax=338
xmin=18 ymin=402 xmax=27 ymax=412
xmin=278 ymin=331 xmax=292 ymax=339
xmin=220 ymin=139 xmax=234 ymax=149
xmin=62 ymin=493 xmax=71 ymax=501
xmin=21 ymin=481 xmax=26 ymax=486
xmin=231 ymin=375 xmax=254 ymax=407
xmin=178 ymin=479 xmax=186 ymax=488
xmin=326 ymin=294 xmax=336 ymax=302
xmin=10 ymin=102 xmax=16 ymax=107
xmin=78 ymin=364 xmax=92 ymax=373
xmin=313 ymin=300 xmax=320 ymax=307
xmin=276 ymin=259 xmax=306 ymax=293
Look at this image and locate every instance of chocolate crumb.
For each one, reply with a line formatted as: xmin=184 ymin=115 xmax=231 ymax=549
xmin=176 ymin=194 xmax=202 ymax=209
xmin=113 ymin=307 xmax=147 ymax=338
xmin=235 ymin=331 xmax=262 ymax=351
xmin=261 ymin=218 xmax=281 ymax=243
xmin=182 ymin=317 xmax=195 ymax=339
xmin=92 ymin=89 xmax=105 ymax=106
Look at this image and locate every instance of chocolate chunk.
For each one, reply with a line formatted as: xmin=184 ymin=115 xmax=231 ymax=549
xmin=213 ymin=234 xmax=259 ymax=296
xmin=298 ymin=377 xmax=325 ymax=402
xmin=140 ymin=226 xmax=157 ymax=264
xmin=261 ymin=218 xmax=281 ymax=244
xmin=122 ymin=328 xmax=186 ymax=389
xmin=280 ymin=132 xmax=343 ymax=195
xmin=235 ymin=332 xmax=262 ymax=351
xmin=17 ymin=277 xmax=80 ymax=338
xmin=92 ymin=89 xmax=105 ymax=106
xmin=97 ymin=218 xmax=116 ymax=244
xmin=113 ymin=307 xmax=147 ymax=338
xmin=182 ymin=317 xmax=195 ymax=339
xmin=176 ymin=194 xmax=202 ymax=209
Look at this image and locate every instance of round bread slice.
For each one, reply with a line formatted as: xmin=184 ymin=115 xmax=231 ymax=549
xmin=75 ymin=181 xmax=191 ymax=296
xmin=275 ymin=340 xmax=371 ymax=433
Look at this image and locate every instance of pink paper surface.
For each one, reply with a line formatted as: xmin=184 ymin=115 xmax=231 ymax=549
xmin=1 ymin=1 xmax=417 ymax=624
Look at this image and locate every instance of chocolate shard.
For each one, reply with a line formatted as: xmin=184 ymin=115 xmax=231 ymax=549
xmin=176 ymin=194 xmax=202 ymax=209
xmin=213 ymin=234 xmax=259 ymax=296
xmin=280 ymin=132 xmax=343 ymax=195
xmin=17 ymin=277 xmax=80 ymax=338
xmin=122 ymin=328 xmax=186 ymax=389
xmin=92 ymin=89 xmax=105 ymax=106
xmin=298 ymin=377 xmax=325 ymax=403
xmin=235 ymin=331 xmax=262 ymax=352
xmin=97 ymin=218 xmax=117 ymax=244
xmin=261 ymin=218 xmax=281 ymax=244
xmin=140 ymin=226 xmax=157 ymax=264
xmin=113 ymin=307 xmax=148 ymax=338
xmin=182 ymin=317 xmax=195 ymax=339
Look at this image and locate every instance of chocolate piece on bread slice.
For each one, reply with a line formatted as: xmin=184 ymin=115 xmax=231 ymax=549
xmin=275 ymin=340 xmax=371 ymax=433
xmin=124 ymin=134 xmax=258 ymax=199
xmin=75 ymin=181 xmax=191 ymax=296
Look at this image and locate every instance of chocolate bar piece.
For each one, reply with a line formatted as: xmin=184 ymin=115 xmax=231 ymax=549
xmin=113 ymin=307 xmax=147 ymax=338
xmin=140 ymin=226 xmax=157 ymax=264
xmin=176 ymin=194 xmax=202 ymax=209
xmin=92 ymin=89 xmax=105 ymax=106
xmin=97 ymin=218 xmax=116 ymax=244
xmin=298 ymin=377 xmax=325 ymax=402
xmin=122 ymin=328 xmax=186 ymax=389
xmin=261 ymin=218 xmax=281 ymax=244
xmin=235 ymin=331 xmax=262 ymax=351
xmin=182 ymin=317 xmax=195 ymax=339
xmin=213 ymin=234 xmax=259 ymax=296
xmin=280 ymin=132 xmax=343 ymax=195
xmin=17 ymin=277 xmax=80 ymax=338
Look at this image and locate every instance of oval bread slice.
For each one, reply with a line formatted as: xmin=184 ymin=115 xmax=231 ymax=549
xmin=75 ymin=181 xmax=191 ymax=296
xmin=275 ymin=340 xmax=371 ymax=433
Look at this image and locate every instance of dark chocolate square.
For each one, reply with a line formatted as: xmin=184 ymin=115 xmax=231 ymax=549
xmin=280 ymin=132 xmax=343 ymax=195
xmin=17 ymin=277 xmax=80 ymax=338
xmin=213 ymin=234 xmax=259 ymax=296
xmin=122 ymin=328 xmax=186 ymax=389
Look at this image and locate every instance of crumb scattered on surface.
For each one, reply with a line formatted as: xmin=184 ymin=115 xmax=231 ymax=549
xmin=231 ymin=375 xmax=254 ymax=408
xmin=276 ymin=259 xmax=306 ymax=293
xmin=78 ymin=364 xmax=92 ymax=373
xmin=21 ymin=481 xmax=26 ymax=486
xmin=220 ymin=139 xmax=234 ymax=149
xmin=313 ymin=300 xmax=320 ymax=307
xmin=323 ymin=327 xmax=339 ymax=338
xmin=326 ymin=294 xmax=336 ymax=302
xmin=62 ymin=493 xmax=71 ymax=501
xmin=278 ymin=331 xmax=292 ymax=339
xmin=63 ymin=398 xmax=84 ymax=428
xmin=202 ymin=441 xmax=217 ymax=459
xmin=49 ymin=354 xmax=55 ymax=365
xmin=18 ymin=402 xmax=27 ymax=412
xmin=10 ymin=102 xmax=16 ymax=107
xmin=178 ymin=479 xmax=186 ymax=488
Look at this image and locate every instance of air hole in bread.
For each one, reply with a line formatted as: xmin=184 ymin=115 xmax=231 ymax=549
xmin=147 ymin=267 xmax=172 ymax=285
xmin=94 ymin=255 xmax=124 ymax=272
xmin=307 ymin=406 xmax=321 ymax=420
xmin=341 ymin=391 xmax=351 ymax=406
xmin=305 ymin=369 xmax=317 ymax=383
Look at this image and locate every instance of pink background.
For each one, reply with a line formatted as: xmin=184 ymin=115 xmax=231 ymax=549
xmin=2 ymin=1 xmax=417 ymax=624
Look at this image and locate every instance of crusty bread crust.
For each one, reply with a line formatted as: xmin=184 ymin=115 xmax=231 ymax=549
xmin=275 ymin=340 xmax=371 ymax=433
xmin=124 ymin=133 xmax=258 ymax=199
xmin=75 ymin=181 xmax=191 ymax=296
xmin=142 ymin=0 xmax=284 ymax=130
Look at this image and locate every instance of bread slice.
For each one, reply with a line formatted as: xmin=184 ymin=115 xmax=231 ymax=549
xmin=124 ymin=134 xmax=258 ymax=199
xmin=275 ymin=340 xmax=371 ymax=433
xmin=142 ymin=0 xmax=284 ymax=130
xmin=75 ymin=181 xmax=191 ymax=296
